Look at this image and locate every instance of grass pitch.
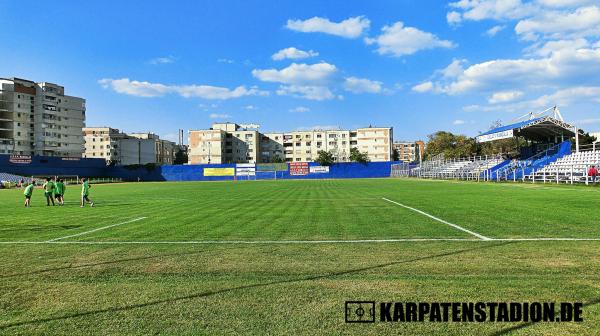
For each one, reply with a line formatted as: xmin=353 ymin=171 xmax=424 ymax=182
xmin=1 ymin=178 xmax=600 ymax=335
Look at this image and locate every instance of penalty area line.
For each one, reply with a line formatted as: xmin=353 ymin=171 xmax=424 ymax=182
xmin=381 ymin=197 xmax=492 ymax=241
xmin=45 ymin=217 xmax=148 ymax=242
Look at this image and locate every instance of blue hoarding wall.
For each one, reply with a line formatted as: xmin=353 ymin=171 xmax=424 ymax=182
xmin=0 ymin=155 xmax=106 ymax=177
xmin=0 ymin=154 xmax=396 ymax=181
xmin=106 ymin=162 xmax=395 ymax=181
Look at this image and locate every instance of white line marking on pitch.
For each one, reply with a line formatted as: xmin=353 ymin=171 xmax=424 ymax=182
xmin=45 ymin=217 xmax=147 ymax=242
xmin=1 ymin=238 xmax=600 ymax=245
xmin=381 ymin=197 xmax=492 ymax=241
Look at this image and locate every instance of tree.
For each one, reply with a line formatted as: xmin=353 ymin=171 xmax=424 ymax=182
xmin=423 ymin=131 xmax=478 ymax=160
xmin=478 ymin=137 xmax=525 ymax=157
xmin=173 ymin=149 xmax=188 ymax=165
xmin=270 ymin=155 xmax=284 ymax=163
xmin=349 ymin=147 xmax=370 ymax=164
xmin=571 ymin=129 xmax=597 ymax=147
xmin=392 ymin=148 xmax=400 ymax=161
xmin=315 ymin=150 xmax=335 ymax=166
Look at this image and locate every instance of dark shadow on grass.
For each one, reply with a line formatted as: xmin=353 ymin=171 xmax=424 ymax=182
xmin=0 ymin=241 xmax=513 ymax=331
xmin=0 ymin=225 xmax=83 ymax=232
xmin=0 ymin=250 xmax=214 ymax=279
xmin=491 ymin=297 xmax=600 ymax=336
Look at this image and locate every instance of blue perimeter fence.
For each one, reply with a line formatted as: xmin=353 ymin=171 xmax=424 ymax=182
xmin=0 ymin=155 xmax=396 ymax=182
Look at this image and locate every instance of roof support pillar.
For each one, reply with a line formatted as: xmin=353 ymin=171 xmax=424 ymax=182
xmin=575 ymin=127 xmax=579 ymax=153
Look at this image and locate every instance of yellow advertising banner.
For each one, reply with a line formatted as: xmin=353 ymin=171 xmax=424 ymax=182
xmin=203 ymin=168 xmax=235 ymax=176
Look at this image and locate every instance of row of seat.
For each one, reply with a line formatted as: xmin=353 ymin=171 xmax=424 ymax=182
xmin=530 ymin=150 xmax=599 ymax=182
xmin=416 ymin=157 xmax=504 ymax=178
xmin=0 ymin=172 xmax=30 ymax=184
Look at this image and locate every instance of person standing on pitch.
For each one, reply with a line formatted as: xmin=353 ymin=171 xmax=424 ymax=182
xmin=589 ymin=165 xmax=598 ymax=183
xmin=43 ymin=178 xmax=55 ymax=206
xmin=80 ymin=178 xmax=94 ymax=207
xmin=23 ymin=181 xmax=34 ymax=207
xmin=54 ymin=179 xmax=66 ymax=206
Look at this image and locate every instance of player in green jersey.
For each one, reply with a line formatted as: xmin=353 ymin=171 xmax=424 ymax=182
xmin=23 ymin=181 xmax=34 ymax=207
xmin=42 ymin=178 xmax=55 ymax=206
xmin=80 ymin=178 xmax=94 ymax=207
xmin=54 ymin=179 xmax=66 ymax=206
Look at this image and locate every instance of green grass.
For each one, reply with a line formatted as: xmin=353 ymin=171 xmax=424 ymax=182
xmin=1 ymin=178 xmax=600 ymax=335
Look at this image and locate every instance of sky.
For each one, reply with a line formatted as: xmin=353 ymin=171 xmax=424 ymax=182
xmin=1 ymin=0 xmax=600 ymax=143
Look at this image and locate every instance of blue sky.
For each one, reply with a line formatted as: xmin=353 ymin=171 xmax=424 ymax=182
xmin=1 ymin=0 xmax=600 ymax=143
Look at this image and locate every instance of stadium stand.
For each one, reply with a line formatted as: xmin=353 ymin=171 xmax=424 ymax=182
xmin=402 ymin=155 xmax=509 ymax=180
xmin=496 ymin=141 xmax=571 ymax=181
xmin=0 ymin=172 xmax=30 ymax=184
xmin=527 ymin=146 xmax=600 ymax=184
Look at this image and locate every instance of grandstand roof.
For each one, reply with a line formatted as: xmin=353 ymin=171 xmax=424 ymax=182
xmin=477 ymin=117 xmax=576 ymax=143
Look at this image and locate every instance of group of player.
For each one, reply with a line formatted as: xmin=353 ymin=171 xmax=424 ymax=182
xmin=23 ymin=177 xmax=94 ymax=208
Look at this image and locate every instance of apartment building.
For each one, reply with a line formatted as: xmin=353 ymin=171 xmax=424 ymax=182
xmin=188 ymin=123 xmax=259 ymax=164
xmin=129 ymin=132 xmax=177 ymax=165
xmin=0 ymin=77 xmax=86 ymax=157
xmin=188 ymin=129 xmax=226 ymax=164
xmin=188 ymin=122 xmax=393 ymax=164
xmin=355 ymin=127 xmax=394 ymax=162
xmin=393 ymin=140 xmax=425 ymax=162
xmin=83 ymin=127 xmax=175 ymax=165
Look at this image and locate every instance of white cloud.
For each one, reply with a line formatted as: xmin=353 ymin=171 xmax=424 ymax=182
xmin=272 ymin=47 xmax=319 ymax=61
xmin=290 ymin=106 xmax=310 ymax=113
xmin=537 ymin=0 xmax=596 ymax=8
xmin=98 ymin=78 xmax=268 ymax=100
xmin=450 ymin=1 xmax=600 ymax=41
xmin=453 ymin=119 xmax=466 ymax=125
xmin=515 ymin=5 xmax=600 ymax=40
xmin=244 ymin=105 xmax=258 ymax=110
xmin=343 ymin=77 xmax=383 ymax=94
xmin=486 ymin=25 xmax=506 ymax=37
xmin=449 ymin=0 xmax=536 ymax=23
xmin=209 ymin=113 xmax=231 ymax=119
xmin=217 ymin=58 xmax=234 ymax=64
xmin=365 ymin=21 xmax=456 ymax=57
xmin=464 ymin=86 xmax=600 ymax=113
xmin=526 ymin=38 xmax=589 ymax=56
xmin=488 ymin=90 xmax=524 ymax=103
xmin=447 ymin=11 xmax=463 ymax=25
xmin=98 ymin=78 xmax=170 ymax=97
xmin=148 ymin=56 xmax=176 ymax=65
xmin=527 ymin=86 xmax=600 ymax=106
xmin=177 ymin=85 xmax=267 ymax=99
xmin=252 ymin=62 xmax=337 ymax=84
xmin=285 ymin=16 xmax=370 ymax=38
xmin=412 ymin=81 xmax=435 ymax=93
xmin=439 ymin=59 xmax=467 ymax=78
xmin=414 ymin=46 xmax=600 ymax=95
xmin=276 ymin=85 xmax=335 ymax=101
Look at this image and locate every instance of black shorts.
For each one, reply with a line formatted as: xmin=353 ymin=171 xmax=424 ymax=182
xmin=25 ymin=196 xmax=31 ymax=200
xmin=55 ymin=194 xmax=63 ymax=198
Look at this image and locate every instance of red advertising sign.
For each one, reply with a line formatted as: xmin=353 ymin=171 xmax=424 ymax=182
xmin=289 ymin=162 xmax=309 ymax=176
